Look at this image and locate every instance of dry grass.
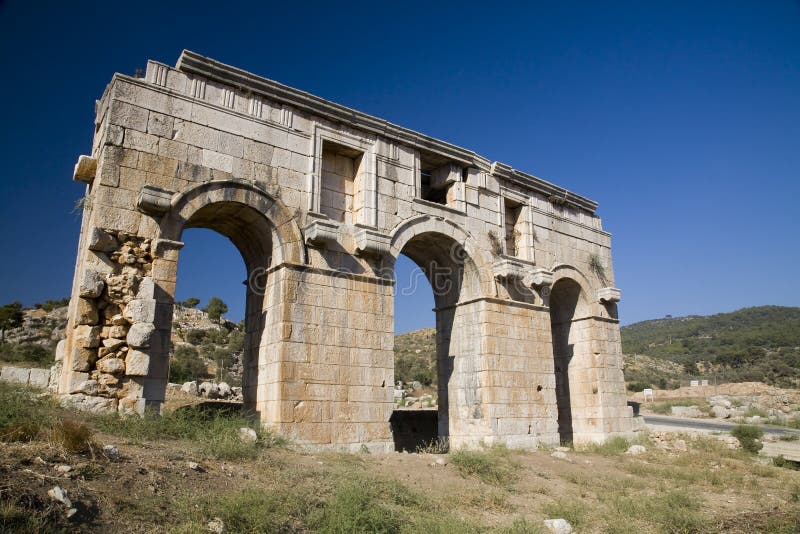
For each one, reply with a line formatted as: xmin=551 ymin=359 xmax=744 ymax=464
xmin=3 ymin=382 xmax=800 ymax=533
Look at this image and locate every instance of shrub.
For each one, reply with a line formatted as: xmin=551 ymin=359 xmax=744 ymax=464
xmin=308 ymin=482 xmax=403 ymax=534
xmin=203 ymin=297 xmax=228 ymax=322
xmin=581 ymin=435 xmax=631 ymax=455
xmin=187 ymin=487 xmax=315 ymax=533
xmin=184 ymin=329 xmax=206 ymax=345
xmin=416 ymin=437 xmax=449 ymax=454
xmin=731 ymin=424 xmax=764 ymax=453
xmin=626 ymin=381 xmax=652 ymax=392
xmin=450 ymin=446 xmax=518 ymax=486
xmin=52 ymin=418 xmax=94 ymax=454
xmin=0 ymin=342 xmax=52 ymax=367
xmin=181 ymin=297 xmax=200 ymax=308
xmin=169 ymin=345 xmax=207 ymax=383
xmin=0 ymin=382 xmax=54 ymax=441
xmin=33 ymin=298 xmax=70 ymax=312
xmin=92 ymin=406 xmax=285 ymax=460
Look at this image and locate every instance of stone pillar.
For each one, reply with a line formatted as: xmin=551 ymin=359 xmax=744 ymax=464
xmin=254 ymin=264 xmax=395 ymax=453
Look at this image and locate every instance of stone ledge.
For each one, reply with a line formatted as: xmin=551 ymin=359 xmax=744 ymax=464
xmin=354 ymin=227 xmax=391 ymax=257
xmin=304 ymin=219 xmax=339 ymax=247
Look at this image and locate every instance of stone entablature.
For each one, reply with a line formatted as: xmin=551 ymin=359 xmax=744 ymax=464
xmin=60 ymin=51 xmax=634 ymax=451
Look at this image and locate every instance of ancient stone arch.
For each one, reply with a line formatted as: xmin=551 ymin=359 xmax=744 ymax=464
xmin=59 ymin=51 xmax=634 ymax=450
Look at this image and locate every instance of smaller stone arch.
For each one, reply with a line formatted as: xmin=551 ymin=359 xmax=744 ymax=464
xmin=388 ymin=215 xmax=494 ymax=301
xmin=549 ymin=263 xmax=603 ymax=317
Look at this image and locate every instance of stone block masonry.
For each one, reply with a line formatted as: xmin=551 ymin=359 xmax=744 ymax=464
xmin=59 ymin=50 xmax=634 ymax=450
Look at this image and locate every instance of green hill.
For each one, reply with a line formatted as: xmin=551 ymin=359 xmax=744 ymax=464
xmin=621 ymin=306 xmax=800 ymax=388
xmin=392 ymin=306 xmax=800 ymax=389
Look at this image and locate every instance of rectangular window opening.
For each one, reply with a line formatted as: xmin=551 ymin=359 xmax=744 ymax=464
xmin=320 ymin=140 xmax=365 ymax=223
xmin=419 ymin=152 xmax=459 ymax=206
xmin=504 ymin=198 xmax=523 ymax=256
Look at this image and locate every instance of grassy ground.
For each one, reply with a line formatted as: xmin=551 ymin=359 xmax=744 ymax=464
xmin=2 ymin=382 xmax=800 ymax=533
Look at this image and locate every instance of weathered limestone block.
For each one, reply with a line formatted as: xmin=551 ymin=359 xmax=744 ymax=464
xmin=59 ymin=393 xmax=118 ymax=414
xmin=71 ymin=347 xmax=98 ymax=372
xmin=28 ymin=368 xmax=51 ymax=388
xmin=79 ymin=270 xmax=105 ymax=298
xmin=97 ymin=358 xmax=126 ymax=375
xmin=135 ymin=277 xmax=155 ymax=299
xmin=55 ymin=339 xmax=66 ymax=362
xmin=126 ymin=322 xmax=155 ymax=348
xmin=0 ymin=366 xmax=30 ymax=384
xmin=88 ymin=227 xmax=118 ymax=252
xmin=118 ymin=396 xmax=146 ymax=415
xmin=122 ymin=298 xmax=156 ymax=324
xmin=75 ymin=298 xmax=99 ymax=325
xmin=74 ymin=325 xmax=101 ymax=348
xmin=73 ymin=379 xmax=99 ymax=395
xmin=73 ymin=155 xmax=97 ymax=184
xmin=125 ymin=350 xmax=150 ymax=376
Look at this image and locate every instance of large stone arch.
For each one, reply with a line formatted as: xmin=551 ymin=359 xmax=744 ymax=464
xmin=160 ymin=179 xmax=305 ymax=267
xmin=388 ymin=215 xmax=494 ymax=301
xmin=387 ymin=215 xmax=495 ymax=447
xmin=150 ymin=180 xmax=306 ymax=414
xmin=547 ymin=263 xmax=611 ymax=444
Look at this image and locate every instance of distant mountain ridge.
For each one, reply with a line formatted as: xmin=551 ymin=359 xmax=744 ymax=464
xmin=621 ymin=306 xmax=800 ymax=387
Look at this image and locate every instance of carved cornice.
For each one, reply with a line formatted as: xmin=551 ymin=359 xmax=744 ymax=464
xmin=174 ymin=51 xmax=599 ymax=215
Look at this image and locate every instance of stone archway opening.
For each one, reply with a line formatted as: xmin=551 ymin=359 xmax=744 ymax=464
xmin=171 ymin=200 xmax=275 ymax=415
xmin=549 ymin=278 xmax=589 ymax=445
xmin=389 ymin=230 xmax=482 ymax=451
xmin=171 ymin=228 xmax=246 ymax=393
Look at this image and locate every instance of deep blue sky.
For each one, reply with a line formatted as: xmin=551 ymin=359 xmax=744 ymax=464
xmin=1 ymin=1 xmax=798 ymax=331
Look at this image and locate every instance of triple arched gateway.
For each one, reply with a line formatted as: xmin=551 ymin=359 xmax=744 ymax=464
xmin=59 ymin=51 xmax=634 ymax=451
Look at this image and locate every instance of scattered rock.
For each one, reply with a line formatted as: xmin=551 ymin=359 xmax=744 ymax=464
xmin=207 ymin=517 xmax=226 ymax=533
xmin=709 ymin=395 xmax=732 ymax=409
xmin=102 ymin=445 xmax=120 ymax=461
xmin=238 ymin=427 xmax=258 ymax=444
xmin=188 ymin=461 xmax=203 ymax=471
xmin=199 ymin=381 xmax=219 ymax=398
xmin=673 ymin=439 xmax=688 ymax=452
xmin=55 ymin=465 xmax=73 ymax=474
xmin=544 ymin=518 xmax=573 ymax=534
xmin=217 ymin=382 xmax=232 ymax=398
xmin=181 ymin=381 xmax=199 ymax=395
xmin=48 ymin=486 xmax=72 ymax=508
xmin=551 ymin=451 xmax=570 ymax=461
xmin=626 ymin=444 xmax=647 ymax=455
xmin=711 ymin=405 xmax=731 ymax=419
xmin=671 ymin=406 xmax=704 ymax=418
